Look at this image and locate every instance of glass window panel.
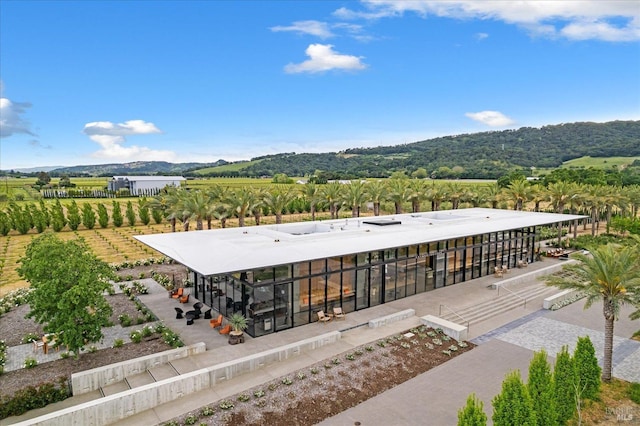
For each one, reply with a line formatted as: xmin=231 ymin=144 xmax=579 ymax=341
xmin=274 ymin=264 xmax=291 ymax=281
xmin=384 ymin=249 xmax=396 ymax=260
xmin=253 ymin=267 xmax=274 ymax=283
xmin=293 ymin=262 xmax=310 ymax=277
xmin=328 ymin=257 xmax=341 ymax=272
xmin=342 ymin=255 xmax=356 ymax=269
xmin=356 ymin=252 xmax=369 ymax=266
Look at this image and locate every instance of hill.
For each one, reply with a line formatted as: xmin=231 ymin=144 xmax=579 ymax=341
xmin=7 ymin=120 xmax=638 ymax=179
xmin=50 ymin=160 xmax=227 ymax=176
xmin=215 ymin=120 xmax=639 ymax=179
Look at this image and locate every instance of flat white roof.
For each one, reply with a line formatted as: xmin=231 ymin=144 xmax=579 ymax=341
xmin=135 ymin=208 xmax=585 ymax=277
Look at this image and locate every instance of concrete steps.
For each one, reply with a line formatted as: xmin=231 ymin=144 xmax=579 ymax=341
xmin=439 ymin=283 xmax=556 ymax=326
xmin=98 ymin=362 xmax=180 ymax=396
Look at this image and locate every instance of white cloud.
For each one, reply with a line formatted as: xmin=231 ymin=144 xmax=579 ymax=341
xmin=475 ymin=32 xmax=489 ymax=41
xmin=82 ymin=119 xmax=176 ymax=162
xmin=343 ymin=1 xmax=640 ymax=42
xmin=284 ymin=44 xmax=367 ymax=74
xmin=270 ymin=20 xmax=335 ymax=38
xmin=465 ymin=111 xmax=515 ymax=127
xmin=0 ymin=89 xmax=36 ymax=138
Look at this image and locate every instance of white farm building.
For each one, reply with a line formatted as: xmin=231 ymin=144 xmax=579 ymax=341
xmin=107 ymin=176 xmax=185 ymax=196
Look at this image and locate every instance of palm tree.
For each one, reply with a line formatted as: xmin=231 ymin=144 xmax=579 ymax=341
xmin=387 ymin=179 xmax=410 ymax=214
xmin=182 ymin=190 xmax=210 ymax=230
xmin=342 ymin=181 xmax=367 ymax=217
xmin=544 ymin=243 xmax=640 ymax=382
xmin=250 ymin=187 xmax=266 ymax=226
xmin=426 ymin=183 xmax=447 ymax=212
xmin=445 ymin=182 xmax=466 ymax=210
xmin=232 ymin=187 xmax=256 ymax=227
xmin=484 ymin=182 xmax=503 ymax=209
xmin=322 ymin=182 xmax=344 ymax=219
xmin=547 ymin=181 xmax=577 ymax=243
xmin=263 ymin=186 xmax=295 ymax=224
xmin=407 ymin=180 xmax=426 ymax=213
xmin=365 ymin=180 xmax=387 ymax=216
xmin=584 ymin=185 xmax=608 ymax=236
xmin=300 ymin=182 xmax=321 ymax=221
xmin=506 ymin=178 xmax=532 ymax=211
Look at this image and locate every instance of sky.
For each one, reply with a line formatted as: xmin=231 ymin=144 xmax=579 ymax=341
xmin=1 ymin=1 xmax=639 ymax=170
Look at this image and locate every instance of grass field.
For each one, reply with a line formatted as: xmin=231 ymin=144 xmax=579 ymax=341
xmin=562 ymin=156 xmax=640 ymax=169
xmin=192 ymin=159 xmax=262 ymax=174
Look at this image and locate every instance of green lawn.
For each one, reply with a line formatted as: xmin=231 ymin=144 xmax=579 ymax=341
xmin=562 ymin=156 xmax=640 ymax=169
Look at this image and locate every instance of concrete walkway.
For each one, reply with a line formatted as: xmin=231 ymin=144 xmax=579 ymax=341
xmin=3 ymin=257 xmax=639 ymax=425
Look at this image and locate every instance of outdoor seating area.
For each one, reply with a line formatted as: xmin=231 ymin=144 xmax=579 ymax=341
xmin=317 ymin=310 xmax=332 ymax=323
xmin=32 ymin=333 xmax=64 ymax=354
xmin=546 ymin=248 xmax=569 ymax=258
xmin=333 ymin=307 xmax=346 ymax=320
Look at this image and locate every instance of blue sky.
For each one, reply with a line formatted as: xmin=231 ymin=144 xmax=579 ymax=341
xmin=1 ymin=1 xmax=639 ymax=170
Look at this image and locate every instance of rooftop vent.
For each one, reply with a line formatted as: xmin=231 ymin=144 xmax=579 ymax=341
xmin=362 ymin=219 xmax=402 ymax=226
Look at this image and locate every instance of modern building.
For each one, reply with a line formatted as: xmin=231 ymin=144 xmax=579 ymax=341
xmin=107 ymin=176 xmax=185 ymax=196
xmin=136 ymin=208 xmax=584 ymax=338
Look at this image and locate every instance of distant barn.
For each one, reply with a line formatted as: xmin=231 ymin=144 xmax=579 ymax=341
xmin=107 ymin=176 xmax=185 ymax=196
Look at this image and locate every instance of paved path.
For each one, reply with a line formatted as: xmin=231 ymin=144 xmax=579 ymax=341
xmin=321 ymin=300 xmax=640 ymax=426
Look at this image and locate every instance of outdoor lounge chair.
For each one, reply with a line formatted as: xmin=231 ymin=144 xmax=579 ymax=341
xmin=210 ymin=314 xmax=223 ymax=329
xmin=33 ymin=338 xmax=45 ymax=353
xmin=179 ymin=294 xmax=190 ymax=304
xmin=219 ymin=324 xmax=231 ymax=334
xmin=333 ymin=307 xmax=346 ymax=320
xmin=174 ymin=307 xmax=184 ymax=319
xmin=204 ymin=308 xmax=212 ymax=319
xmin=171 ymin=288 xmax=184 ymax=299
xmin=494 ymin=267 xmax=503 ymax=278
xmin=317 ymin=310 xmax=331 ymax=324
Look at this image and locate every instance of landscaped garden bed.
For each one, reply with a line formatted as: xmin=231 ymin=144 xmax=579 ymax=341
xmin=165 ymin=326 xmax=474 ymax=426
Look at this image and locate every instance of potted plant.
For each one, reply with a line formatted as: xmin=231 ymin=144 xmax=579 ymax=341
xmin=228 ymin=313 xmax=248 ymax=345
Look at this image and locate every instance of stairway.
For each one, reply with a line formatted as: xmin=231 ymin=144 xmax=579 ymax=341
xmin=100 ymin=362 xmax=181 ymax=396
xmin=438 ymin=282 xmax=556 ymax=327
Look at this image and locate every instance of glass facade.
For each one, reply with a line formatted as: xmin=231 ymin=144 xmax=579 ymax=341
xmin=191 ymin=226 xmax=537 ymax=337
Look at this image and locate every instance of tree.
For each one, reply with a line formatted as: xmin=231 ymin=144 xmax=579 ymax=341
xmin=342 ymin=181 xmax=367 ymax=217
xmin=300 ymin=182 xmax=321 ymax=221
xmin=59 ymin=174 xmax=74 ymax=188
xmin=506 ymin=178 xmax=531 ymax=211
xmin=112 ymin=201 xmax=123 ymax=227
xmin=412 ymin=167 xmax=428 ymax=179
xmin=35 ymin=171 xmax=51 ymax=187
xmin=97 ymin=203 xmax=109 ymax=228
xmin=50 ymin=199 xmax=67 ymax=232
xmin=492 ymin=370 xmax=535 ymax=426
xmin=81 ymin=202 xmax=96 ymax=230
xmin=125 ymin=201 xmax=136 ymax=226
xmin=263 ymin=186 xmax=295 ymax=224
xmin=365 ymin=180 xmax=388 ymax=216
xmin=553 ymin=346 xmax=576 ymax=425
xmin=458 ymin=393 xmax=487 ymax=426
xmin=545 ymin=244 xmax=640 ymax=381
xmin=527 ymin=349 xmax=557 ymax=426
xmin=138 ymin=198 xmax=151 ymax=226
xmin=322 ymin=182 xmax=344 ymax=219
xmin=66 ymin=200 xmax=81 ymax=231
xmin=573 ymin=336 xmax=601 ymax=400
xmin=17 ymin=234 xmax=114 ymax=358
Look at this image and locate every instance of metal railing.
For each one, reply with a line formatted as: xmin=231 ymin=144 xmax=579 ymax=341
xmin=497 ymin=284 xmax=527 ymax=309
xmin=439 ymin=304 xmax=470 ymax=331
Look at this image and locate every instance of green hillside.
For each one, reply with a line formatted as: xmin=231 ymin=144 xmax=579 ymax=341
xmin=562 ymin=156 xmax=640 ymax=169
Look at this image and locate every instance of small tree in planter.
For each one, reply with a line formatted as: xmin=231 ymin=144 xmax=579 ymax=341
xmin=228 ymin=313 xmax=248 ymax=345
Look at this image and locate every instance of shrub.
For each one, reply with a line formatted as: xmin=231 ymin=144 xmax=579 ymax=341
xmin=24 ymin=357 xmax=38 ymax=369
xmin=184 ymin=414 xmax=198 ymax=425
xmin=118 ymin=314 xmax=132 ymax=327
xmin=21 ymin=333 xmax=40 ymax=344
xmin=200 ymin=405 xmax=215 ymax=416
xmin=130 ymin=330 xmax=143 ymax=343
xmin=0 ymin=376 xmax=70 ymax=420
xmin=113 ymin=339 xmax=124 ymax=348
xmin=457 ymin=393 xmax=487 ymax=426
xmin=237 ymin=393 xmax=250 ymax=402
xmin=219 ymin=399 xmax=234 ymax=410
xmin=629 ymin=382 xmax=640 ymax=404
xmin=574 ymin=336 xmax=600 ymax=401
